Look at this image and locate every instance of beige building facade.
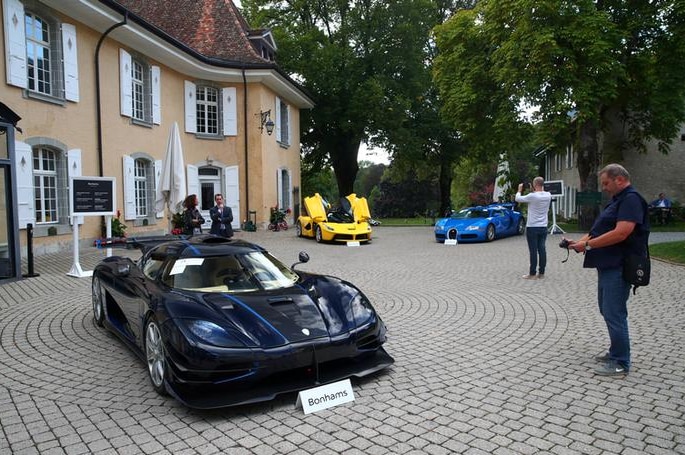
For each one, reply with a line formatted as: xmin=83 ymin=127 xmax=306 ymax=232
xmin=1 ymin=0 xmax=313 ymax=271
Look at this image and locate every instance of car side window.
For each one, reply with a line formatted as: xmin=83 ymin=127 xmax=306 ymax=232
xmin=141 ymin=246 xmax=166 ymax=279
xmin=143 ymin=257 xmax=165 ymax=279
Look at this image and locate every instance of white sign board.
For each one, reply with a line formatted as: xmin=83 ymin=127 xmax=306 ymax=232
xmin=444 ymin=239 xmax=458 ymax=246
xmin=296 ymin=379 xmax=355 ymax=414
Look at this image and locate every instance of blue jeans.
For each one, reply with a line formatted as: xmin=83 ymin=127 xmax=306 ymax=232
xmin=525 ymin=227 xmax=547 ymax=275
xmin=597 ymin=267 xmax=632 ymax=370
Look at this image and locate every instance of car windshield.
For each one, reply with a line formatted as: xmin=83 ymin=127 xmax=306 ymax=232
xmin=452 ymin=208 xmax=490 ymax=219
xmin=165 ymin=251 xmax=299 ymax=293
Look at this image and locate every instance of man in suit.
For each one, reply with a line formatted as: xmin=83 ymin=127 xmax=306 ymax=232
xmin=209 ymin=193 xmax=233 ymax=238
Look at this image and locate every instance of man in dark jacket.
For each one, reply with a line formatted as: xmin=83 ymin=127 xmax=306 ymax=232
xmin=209 ymin=193 xmax=233 ymax=238
xmin=564 ymin=164 xmax=648 ymax=377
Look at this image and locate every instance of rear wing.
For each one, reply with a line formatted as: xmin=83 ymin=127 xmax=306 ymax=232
xmin=95 ymin=235 xmax=189 ymax=254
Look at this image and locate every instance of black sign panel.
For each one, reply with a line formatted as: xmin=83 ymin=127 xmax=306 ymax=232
xmin=71 ymin=177 xmax=116 ymax=215
xmin=543 ymin=180 xmax=564 ymax=197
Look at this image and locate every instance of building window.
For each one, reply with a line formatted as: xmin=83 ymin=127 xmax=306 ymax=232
xmin=566 ymin=145 xmax=574 ymax=169
xmin=278 ymin=168 xmax=291 ymax=210
xmin=134 ymin=159 xmax=149 ymax=217
xmin=196 ymin=86 xmax=219 ymax=135
xmin=33 ymin=147 xmax=60 ymax=224
xmin=25 ymin=12 xmax=53 ymax=96
xmin=119 ymin=50 xmax=160 ymax=124
xmin=276 ymin=98 xmax=290 ymax=146
xmin=131 ymin=59 xmax=151 ymax=122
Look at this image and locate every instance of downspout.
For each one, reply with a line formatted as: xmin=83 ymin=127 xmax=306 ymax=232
xmin=95 ymin=15 xmax=127 ymax=239
xmin=95 ymin=14 xmax=128 ymax=177
xmin=242 ymin=67 xmax=249 ymax=221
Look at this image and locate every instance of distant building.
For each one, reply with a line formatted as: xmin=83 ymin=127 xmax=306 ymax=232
xmin=538 ymin=125 xmax=685 ymax=220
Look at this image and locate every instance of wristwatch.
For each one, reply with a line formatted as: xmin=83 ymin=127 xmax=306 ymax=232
xmin=585 ymin=241 xmax=592 ymax=251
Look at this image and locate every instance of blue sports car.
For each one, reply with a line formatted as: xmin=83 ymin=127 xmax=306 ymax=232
xmin=434 ymin=203 xmax=525 ymax=243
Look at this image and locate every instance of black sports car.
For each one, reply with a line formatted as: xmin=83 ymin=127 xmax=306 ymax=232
xmin=91 ymin=235 xmax=393 ymax=409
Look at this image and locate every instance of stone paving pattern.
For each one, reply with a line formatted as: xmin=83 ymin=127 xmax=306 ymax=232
xmin=1 ymin=227 xmax=684 ymax=455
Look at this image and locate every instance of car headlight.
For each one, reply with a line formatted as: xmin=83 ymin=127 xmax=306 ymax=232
xmin=184 ymin=320 xmax=245 ymax=348
xmin=351 ymin=294 xmax=374 ymax=327
xmin=465 ymin=225 xmax=481 ymax=231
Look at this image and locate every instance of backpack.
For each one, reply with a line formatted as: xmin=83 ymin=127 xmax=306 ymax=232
xmin=618 ymin=189 xmax=650 ymax=294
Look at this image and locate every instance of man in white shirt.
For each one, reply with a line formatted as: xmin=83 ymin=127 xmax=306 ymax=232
xmin=515 ymin=177 xmax=552 ymax=279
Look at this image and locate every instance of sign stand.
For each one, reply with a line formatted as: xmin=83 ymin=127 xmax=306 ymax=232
xmin=67 ymin=221 xmax=92 ymax=277
xmin=68 ymin=177 xmax=116 ymax=278
xmin=543 ymin=180 xmax=565 ymax=235
xmin=549 ymin=198 xmax=565 ymax=234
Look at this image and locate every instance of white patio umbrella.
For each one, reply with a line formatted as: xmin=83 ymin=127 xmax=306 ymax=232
xmin=492 ymin=156 xmax=509 ymax=203
xmin=155 ymin=121 xmax=187 ymax=231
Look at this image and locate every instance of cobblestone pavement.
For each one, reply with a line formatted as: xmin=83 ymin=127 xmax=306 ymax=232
xmin=1 ymin=227 xmax=684 ymax=455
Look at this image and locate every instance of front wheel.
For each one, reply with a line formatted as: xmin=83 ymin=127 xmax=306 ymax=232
xmin=145 ymin=317 xmax=168 ymax=395
xmin=92 ymin=276 xmax=105 ymax=327
xmin=485 ymin=224 xmax=496 ymax=242
xmin=315 ymin=225 xmax=323 ymax=243
xmin=278 ymin=220 xmax=288 ymax=231
xmin=296 ymin=222 xmax=303 ymax=237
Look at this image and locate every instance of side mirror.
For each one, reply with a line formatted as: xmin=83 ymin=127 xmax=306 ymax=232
xmin=291 ymin=251 xmax=310 ymax=270
xmin=114 ymin=262 xmax=131 ymax=277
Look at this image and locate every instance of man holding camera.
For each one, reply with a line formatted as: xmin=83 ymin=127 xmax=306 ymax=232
xmin=563 ymin=164 xmax=648 ymax=377
xmin=515 ymin=177 xmax=552 ymax=279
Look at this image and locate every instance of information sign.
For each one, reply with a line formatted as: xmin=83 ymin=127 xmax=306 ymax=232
xmin=70 ymin=177 xmax=116 ymax=216
xmin=543 ymin=180 xmax=564 ymax=197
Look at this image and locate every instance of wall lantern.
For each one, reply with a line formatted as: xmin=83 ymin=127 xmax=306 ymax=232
xmin=259 ymin=110 xmax=275 ymax=135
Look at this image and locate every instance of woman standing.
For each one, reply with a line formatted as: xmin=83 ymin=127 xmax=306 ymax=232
xmin=182 ymin=194 xmax=205 ymax=235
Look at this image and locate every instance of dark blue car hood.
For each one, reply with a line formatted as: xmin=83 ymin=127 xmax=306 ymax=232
xmin=199 ymin=275 xmax=368 ymax=348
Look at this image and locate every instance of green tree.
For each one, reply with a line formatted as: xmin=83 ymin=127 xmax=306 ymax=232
xmin=434 ymin=0 xmax=685 ymax=227
xmin=241 ymin=0 xmax=440 ymax=196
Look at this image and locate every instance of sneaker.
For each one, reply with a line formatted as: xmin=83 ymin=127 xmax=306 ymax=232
xmin=594 ymin=360 xmax=628 ymax=376
xmin=593 ymin=352 xmax=610 ymax=363
xmin=522 ymin=274 xmax=537 ymax=280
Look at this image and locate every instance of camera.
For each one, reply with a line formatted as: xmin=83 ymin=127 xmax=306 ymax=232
xmin=559 ymin=238 xmax=571 ymax=249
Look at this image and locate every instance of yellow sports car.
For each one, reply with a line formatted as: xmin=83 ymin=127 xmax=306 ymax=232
xmin=296 ymin=193 xmax=373 ymax=243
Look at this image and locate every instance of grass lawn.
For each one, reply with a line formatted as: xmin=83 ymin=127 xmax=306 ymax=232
xmin=650 ymin=241 xmax=685 ymax=264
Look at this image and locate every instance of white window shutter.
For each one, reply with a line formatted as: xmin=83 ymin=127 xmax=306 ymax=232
xmin=224 ymin=166 xmax=240 ymax=229
xmin=275 ymin=96 xmax=282 ymax=141
xmin=222 ymin=87 xmax=237 ymax=136
xmin=122 ymin=155 xmax=136 ymax=220
xmin=67 ymin=149 xmax=83 ymax=225
xmin=154 ymin=159 xmax=163 ymax=218
xmin=14 ymin=141 xmax=35 ymax=228
xmin=62 ymin=23 xmax=79 ymax=102
xmin=3 ymin=0 xmax=27 ymax=88
xmin=184 ymin=81 xmax=196 ymax=133
xmin=186 ymin=164 xmax=199 ymax=197
xmin=277 ymin=168 xmax=283 ymax=209
xmin=119 ymin=49 xmax=132 ymax=117
xmin=285 ymin=103 xmax=291 ymax=146
xmin=151 ymin=66 xmax=161 ymax=124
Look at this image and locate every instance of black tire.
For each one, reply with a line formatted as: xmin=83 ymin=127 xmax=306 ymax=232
xmin=144 ymin=317 xmax=168 ymax=395
xmin=486 ymin=224 xmax=496 ymax=242
xmin=517 ymin=218 xmax=525 ymax=235
xmin=91 ymin=276 xmax=105 ymax=327
xmin=315 ymin=225 xmax=323 ymax=243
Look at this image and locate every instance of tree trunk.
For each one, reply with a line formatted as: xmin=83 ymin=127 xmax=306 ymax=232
xmin=329 ymin=135 xmax=362 ymax=197
xmin=438 ymin=155 xmax=453 ymax=215
xmin=577 ymin=120 xmax=601 ymax=231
